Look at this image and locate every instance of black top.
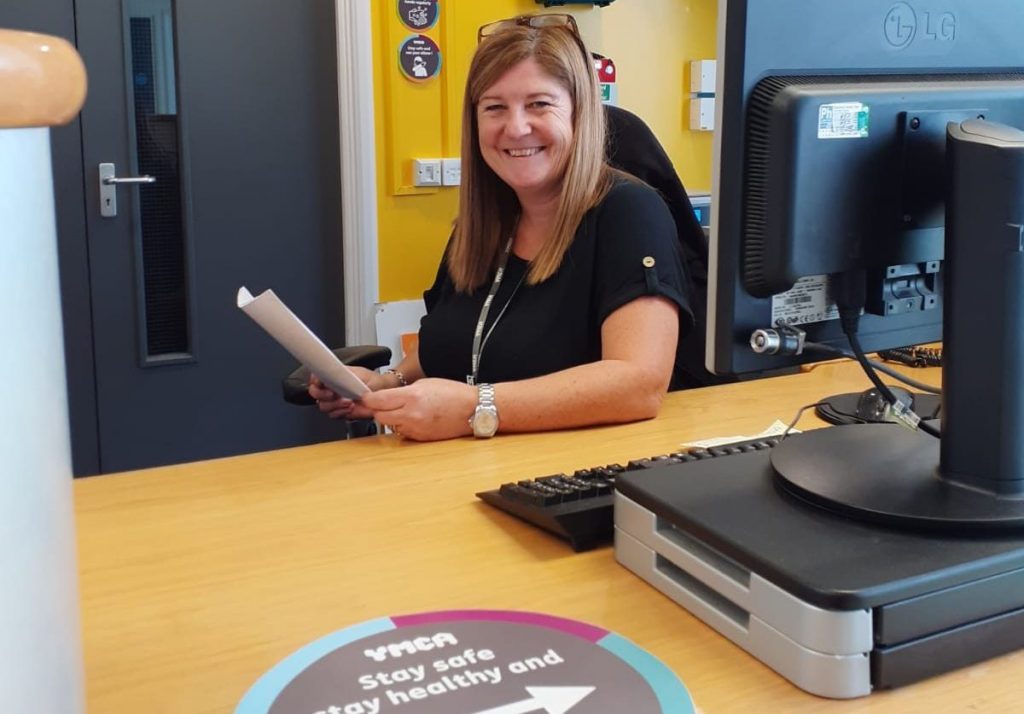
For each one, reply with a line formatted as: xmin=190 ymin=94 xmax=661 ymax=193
xmin=604 ymin=105 xmax=707 ymax=296
xmin=418 ymin=179 xmax=694 ymax=389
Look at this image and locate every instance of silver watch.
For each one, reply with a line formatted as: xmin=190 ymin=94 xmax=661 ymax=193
xmin=469 ymin=383 xmax=499 ymax=438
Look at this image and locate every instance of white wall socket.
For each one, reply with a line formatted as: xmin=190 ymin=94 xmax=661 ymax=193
xmin=413 ymin=158 xmax=442 ymax=187
xmin=442 ymin=158 xmax=461 ymax=186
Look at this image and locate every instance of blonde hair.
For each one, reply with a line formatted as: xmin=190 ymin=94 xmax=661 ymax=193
xmin=447 ymin=22 xmax=614 ymax=292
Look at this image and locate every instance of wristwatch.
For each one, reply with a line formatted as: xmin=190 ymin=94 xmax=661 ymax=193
xmin=469 ymin=383 xmax=499 ymax=438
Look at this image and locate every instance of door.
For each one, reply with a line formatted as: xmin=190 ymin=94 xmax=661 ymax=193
xmin=6 ymin=0 xmax=349 ymax=473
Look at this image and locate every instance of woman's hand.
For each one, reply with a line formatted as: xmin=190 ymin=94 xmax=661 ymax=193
xmin=360 ymin=378 xmax=478 ymax=441
xmin=309 ymin=367 xmax=390 ymax=420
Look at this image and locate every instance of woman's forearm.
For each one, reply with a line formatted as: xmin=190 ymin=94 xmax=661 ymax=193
xmin=491 ymin=296 xmax=679 ymax=432
xmin=491 ymin=358 xmax=668 ymax=433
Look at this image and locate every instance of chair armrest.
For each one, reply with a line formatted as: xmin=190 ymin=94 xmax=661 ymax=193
xmin=281 ymin=345 xmax=393 ymax=406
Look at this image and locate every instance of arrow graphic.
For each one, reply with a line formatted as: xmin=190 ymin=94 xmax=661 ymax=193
xmin=471 ymin=686 xmax=596 ymax=714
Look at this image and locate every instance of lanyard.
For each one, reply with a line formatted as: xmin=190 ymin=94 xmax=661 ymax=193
xmin=468 ymin=235 xmax=525 ymax=385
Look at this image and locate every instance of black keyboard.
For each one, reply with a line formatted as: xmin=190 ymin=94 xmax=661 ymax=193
xmin=476 ymin=436 xmax=782 ymax=551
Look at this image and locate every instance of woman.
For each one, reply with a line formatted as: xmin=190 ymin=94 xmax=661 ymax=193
xmin=311 ymin=14 xmax=692 ymax=441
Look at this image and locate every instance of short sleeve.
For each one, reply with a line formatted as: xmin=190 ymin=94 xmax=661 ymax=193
xmin=422 ymin=240 xmax=454 ymax=313
xmin=591 ymin=180 xmax=695 ymax=336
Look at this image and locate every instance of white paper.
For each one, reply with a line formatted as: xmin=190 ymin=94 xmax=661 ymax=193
xmin=682 ymin=420 xmax=798 ymax=449
xmin=237 ymin=287 xmax=369 ymax=400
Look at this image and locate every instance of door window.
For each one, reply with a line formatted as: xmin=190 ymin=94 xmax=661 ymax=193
xmin=126 ymin=0 xmax=190 ymax=360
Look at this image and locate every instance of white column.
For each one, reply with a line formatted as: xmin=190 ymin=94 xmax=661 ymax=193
xmin=0 ymin=127 xmax=85 ymax=712
xmin=337 ymin=0 xmax=380 ymax=346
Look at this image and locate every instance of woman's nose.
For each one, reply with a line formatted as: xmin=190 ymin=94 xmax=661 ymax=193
xmin=503 ymin=107 xmax=532 ymax=138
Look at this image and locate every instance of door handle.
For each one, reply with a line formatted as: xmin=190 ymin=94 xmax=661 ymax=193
xmin=98 ymin=162 xmax=156 ymax=218
xmin=102 ymin=175 xmax=156 ymax=185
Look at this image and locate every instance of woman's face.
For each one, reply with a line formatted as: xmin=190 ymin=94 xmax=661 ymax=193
xmin=476 ymin=57 xmax=574 ymax=203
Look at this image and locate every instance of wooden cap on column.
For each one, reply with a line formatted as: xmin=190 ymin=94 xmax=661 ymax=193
xmin=0 ymin=28 xmax=86 ymax=129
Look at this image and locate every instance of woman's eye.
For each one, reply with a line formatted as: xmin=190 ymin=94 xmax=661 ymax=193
xmin=529 ymin=101 xmax=552 ymax=109
xmin=481 ymin=104 xmax=504 ymax=113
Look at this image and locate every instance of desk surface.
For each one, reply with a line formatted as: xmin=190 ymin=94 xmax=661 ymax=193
xmin=74 ymin=361 xmax=1024 ymax=713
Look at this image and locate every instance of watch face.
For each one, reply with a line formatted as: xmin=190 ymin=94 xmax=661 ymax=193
xmin=473 ymin=408 xmax=499 ymax=436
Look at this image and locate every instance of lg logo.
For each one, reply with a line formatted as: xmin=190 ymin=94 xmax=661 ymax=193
xmin=884 ymin=2 xmax=957 ymax=50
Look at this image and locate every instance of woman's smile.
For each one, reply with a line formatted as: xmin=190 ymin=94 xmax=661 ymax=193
xmin=505 ymin=147 xmax=544 ymax=157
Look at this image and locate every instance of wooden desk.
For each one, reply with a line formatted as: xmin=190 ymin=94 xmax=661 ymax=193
xmin=75 ymin=361 xmax=1024 ymax=713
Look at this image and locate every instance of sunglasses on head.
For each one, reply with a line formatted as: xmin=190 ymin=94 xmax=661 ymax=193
xmin=477 ymin=13 xmax=579 ymax=41
xmin=477 ymin=13 xmax=589 ymax=62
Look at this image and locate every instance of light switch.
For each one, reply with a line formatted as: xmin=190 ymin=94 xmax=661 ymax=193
xmin=442 ymin=158 xmax=461 ymax=186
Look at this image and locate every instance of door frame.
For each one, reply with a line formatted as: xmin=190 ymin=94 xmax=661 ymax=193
xmin=336 ymin=1 xmax=379 ymax=347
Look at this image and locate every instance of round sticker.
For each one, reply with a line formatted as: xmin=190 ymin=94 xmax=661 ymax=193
xmin=237 ymin=610 xmax=695 ymax=714
xmin=398 ymin=0 xmax=439 ymax=32
xmin=398 ymin=35 xmax=441 ymax=82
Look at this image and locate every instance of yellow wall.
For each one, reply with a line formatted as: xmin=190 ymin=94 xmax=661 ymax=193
xmin=591 ymin=0 xmax=717 ymax=191
xmin=371 ymin=0 xmax=717 ymax=302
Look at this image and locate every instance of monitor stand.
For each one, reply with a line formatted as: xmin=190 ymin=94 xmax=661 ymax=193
xmin=614 ymin=443 xmax=1024 ymax=698
xmin=773 ymin=424 xmax=1024 ymax=529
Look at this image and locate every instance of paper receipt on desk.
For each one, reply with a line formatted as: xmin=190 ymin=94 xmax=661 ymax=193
xmin=237 ymin=287 xmax=369 ymax=401
xmin=683 ymin=419 xmax=798 ymax=449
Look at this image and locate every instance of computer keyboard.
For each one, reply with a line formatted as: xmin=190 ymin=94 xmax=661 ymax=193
xmin=476 ymin=435 xmax=782 ymax=551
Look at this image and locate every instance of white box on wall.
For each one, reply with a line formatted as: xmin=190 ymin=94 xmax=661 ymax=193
xmin=690 ymin=97 xmax=716 ymax=132
xmin=688 ymin=59 xmax=716 ymax=132
xmin=690 ymin=59 xmax=717 ymax=94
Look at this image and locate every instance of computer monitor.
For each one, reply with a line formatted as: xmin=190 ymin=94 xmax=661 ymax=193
xmin=706 ymin=0 xmax=1024 ymax=529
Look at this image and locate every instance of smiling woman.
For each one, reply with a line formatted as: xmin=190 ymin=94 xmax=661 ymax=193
xmin=309 ymin=14 xmax=694 ymax=443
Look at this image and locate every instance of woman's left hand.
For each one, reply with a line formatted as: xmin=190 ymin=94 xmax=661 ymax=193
xmin=361 ymin=378 xmax=478 ymax=441
xmin=309 ymin=367 xmax=385 ymax=421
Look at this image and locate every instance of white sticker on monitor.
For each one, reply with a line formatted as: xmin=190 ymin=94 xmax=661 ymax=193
xmin=771 ymin=275 xmax=840 ymax=325
xmin=818 ymin=102 xmax=869 ymax=139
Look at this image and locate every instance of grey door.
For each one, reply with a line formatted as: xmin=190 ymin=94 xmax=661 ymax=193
xmin=4 ymin=0 xmax=348 ymax=473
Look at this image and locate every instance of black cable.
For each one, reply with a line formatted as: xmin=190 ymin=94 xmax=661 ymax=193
xmin=781 ymin=401 xmax=834 ymax=440
xmin=878 ymin=345 xmax=943 ymax=368
xmin=844 ymin=318 xmax=942 ymax=439
xmin=831 ymin=270 xmax=941 ymax=439
xmin=803 ymin=342 xmax=941 ymax=395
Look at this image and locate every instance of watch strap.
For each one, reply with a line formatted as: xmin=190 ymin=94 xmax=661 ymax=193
xmin=470 ymin=383 xmax=499 ymax=437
